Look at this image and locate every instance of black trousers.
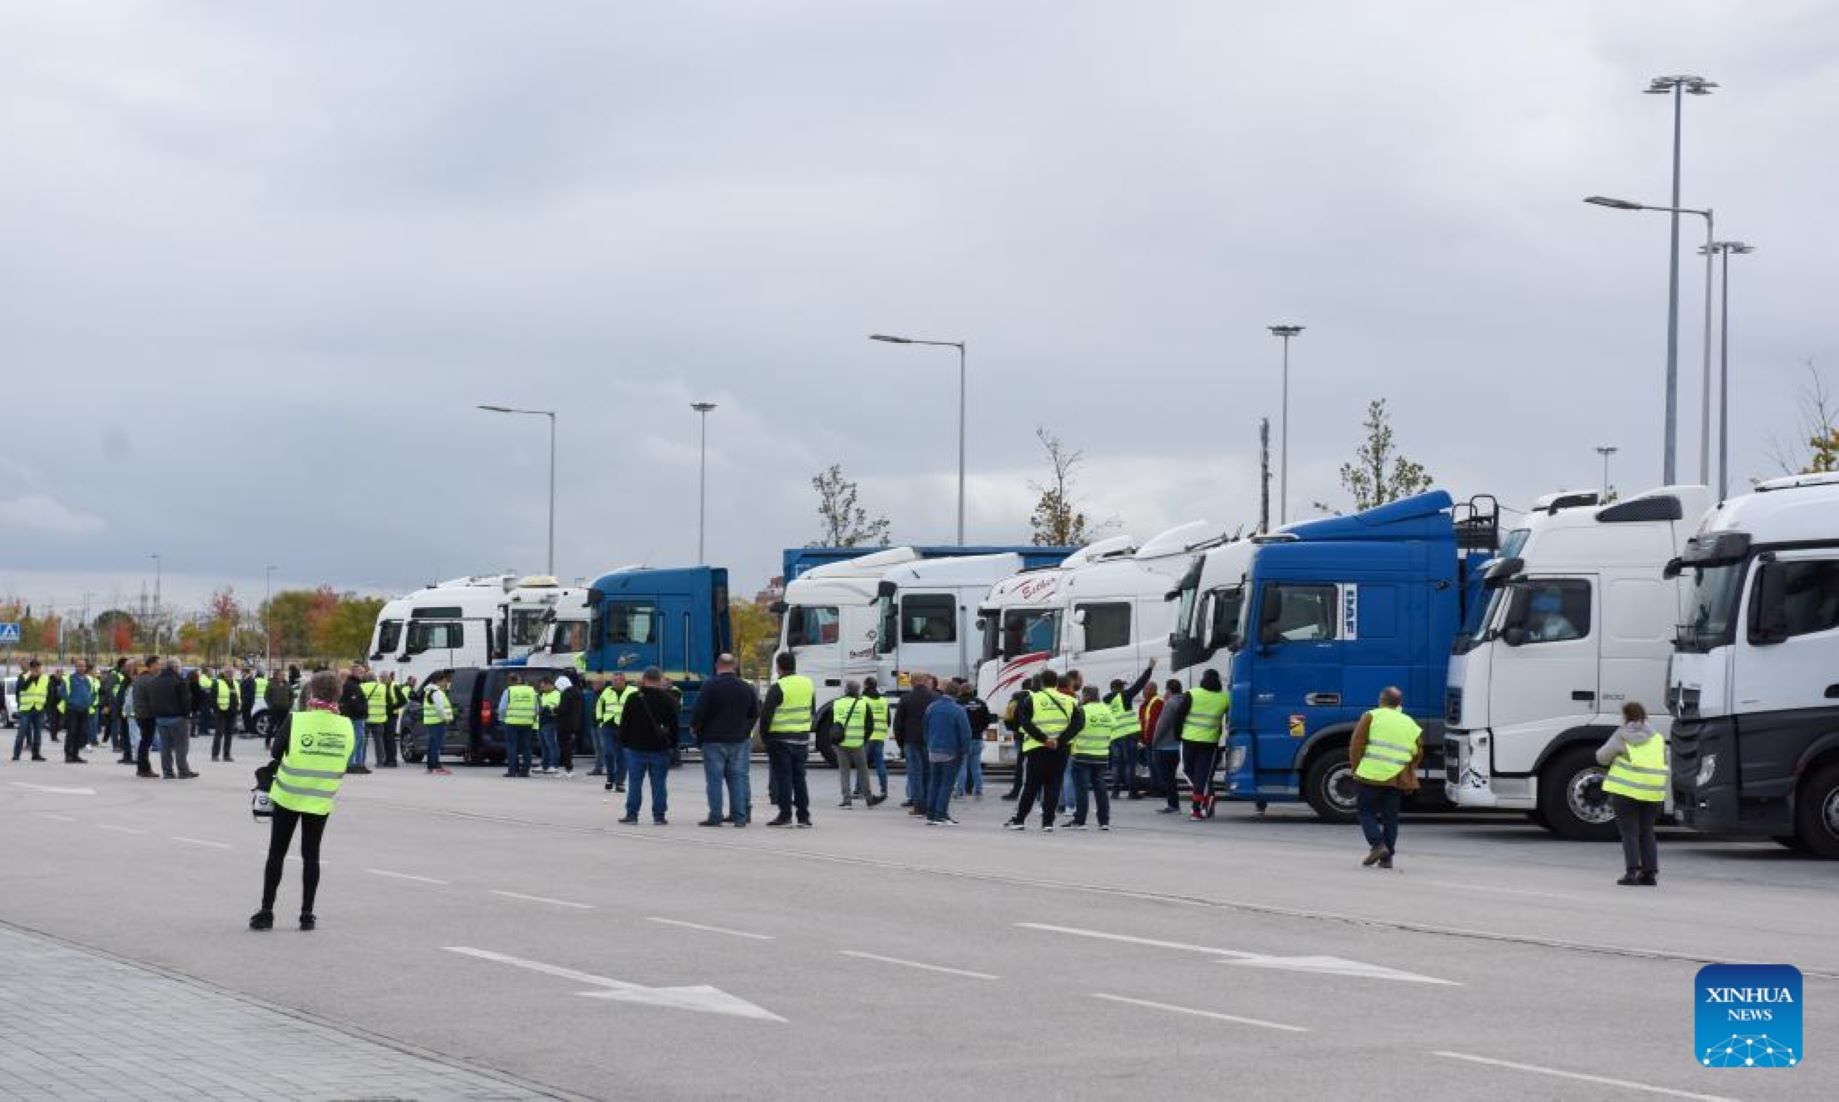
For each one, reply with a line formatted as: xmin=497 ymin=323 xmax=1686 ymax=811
xmin=262 ymin=805 xmax=329 ymax=914
xmin=1013 ymin=745 xmax=1070 ymax=827
xmin=135 ymin=718 xmax=156 ymax=770
xmin=63 ymin=711 xmax=90 ymax=761
xmin=210 ymin=713 xmax=235 ymax=760
xmin=1612 ymin=794 xmax=1660 ymax=874
xmin=1182 ymin=740 xmax=1222 ymax=809
xmin=557 ymin=729 xmax=575 ymax=771
xmin=375 ymin=719 xmax=398 ymax=766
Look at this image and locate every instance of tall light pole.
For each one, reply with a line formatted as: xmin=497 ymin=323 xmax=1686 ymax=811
xmin=263 ymin=565 xmax=277 ymax=667
xmin=149 ymin=553 xmax=162 ymax=650
xmin=1595 ymin=445 xmax=1619 ymax=498
xmin=1701 ymin=240 xmax=1755 ymax=500
xmin=478 ymin=405 xmax=558 ymax=576
xmin=691 ymin=402 xmax=717 ymax=563
xmin=1269 ymin=325 xmax=1304 ymax=526
xmin=1584 ymin=196 xmax=1714 ymax=485
xmin=870 ymin=334 xmax=967 ymax=544
xmin=1641 ymin=74 xmax=1716 ymax=485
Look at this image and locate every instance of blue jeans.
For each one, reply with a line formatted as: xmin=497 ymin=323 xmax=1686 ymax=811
xmin=926 ymin=756 xmax=961 ymax=821
xmin=597 ymin=726 xmax=626 ymax=784
xmin=1059 ymin=754 xmax=1078 ymax=812
xmin=86 ymin=711 xmax=101 ymax=747
xmin=538 ymin=722 xmax=558 ymax=769
xmin=765 ymin=738 xmax=810 ymax=819
xmin=1071 ymin=759 xmax=1110 ymax=826
xmin=1109 ymin=737 xmax=1140 ymax=795
xmin=1355 ymin=783 xmax=1403 ymax=851
xmin=624 ymin=749 xmax=671 ymax=821
xmin=701 ymin=740 xmax=751 ymax=822
xmin=904 ymin=743 xmax=930 ymax=805
xmin=957 ymin=741 xmax=983 ymax=795
xmin=424 ymin=723 xmax=445 ymax=770
xmin=504 ymin=725 xmax=533 ymax=775
xmin=349 ymin=720 xmax=368 ymax=767
xmin=13 ymin=711 xmax=44 ymax=758
xmin=867 ymin=740 xmax=888 ymax=795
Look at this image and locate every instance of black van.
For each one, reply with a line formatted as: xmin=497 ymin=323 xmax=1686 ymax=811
xmin=400 ymin=665 xmax=587 ymax=765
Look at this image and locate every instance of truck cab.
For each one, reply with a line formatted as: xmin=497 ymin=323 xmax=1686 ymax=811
xmin=1225 ymin=492 xmax=1498 ymax=821
xmin=1168 ymin=539 xmax=1257 ymax=695
xmin=1445 ymin=486 xmax=1707 ymax=839
xmin=367 ymin=574 xmax=590 ymax=687
xmin=1667 ymin=473 xmax=1839 ymax=857
xmin=577 ymin=566 xmax=732 ymax=743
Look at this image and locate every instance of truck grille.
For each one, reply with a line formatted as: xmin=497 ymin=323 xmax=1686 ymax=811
xmin=1444 ymin=687 xmax=1463 ymax=726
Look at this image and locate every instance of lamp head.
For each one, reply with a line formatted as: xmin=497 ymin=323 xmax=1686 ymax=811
xmin=691 ymin=402 xmax=717 ymax=413
xmin=477 ymin=404 xmax=512 ymax=413
xmin=1584 ymin=195 xmax=1645 ymax=211
xmin=1268 ymin=325 xmax=1304 ymax=338
xmin=869 ymin=334 xmax=911 ymax=344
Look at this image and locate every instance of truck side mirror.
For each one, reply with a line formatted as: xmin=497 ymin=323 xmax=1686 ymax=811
xmin=1501 ymin=626 xmax=1528 ymax=648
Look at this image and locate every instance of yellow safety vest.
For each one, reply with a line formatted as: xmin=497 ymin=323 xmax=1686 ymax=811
xmin=1023 ymin=689 xmax=1076 ymax=753
xmin=596 ymin=685 xmax=637 ymax=726
xmin=1602 ymin=731 xmax=1668 ymax=803
xmin=1072 ymin=703 xmax=1114 ymax=760
xmin=270 ymin=710 xmax=352 ymax=816
xmin=18 ymin=675 xmax=48 ymax=712
xmin=835 ymin=696 xmax=869 ymax=750
xmin=360 ymin=681 xmax=388 ymax=724
xmin=216 ymin=677 xmax=237 ymax=712
xmin=503 ymin=684 xmax=539 ymax=728
xmin=770 ymin=675 xmax=815 ymax=736
xmin=1110 ymin=694 xmax=1141 ymax=739
xmin=539 ymin=689 xmax=561 ymax=721
xmin=865 ymin=695 xmax=891 ymax=742
xmin=1182 ymin=688 xmax=1229 ymax=745
xmin=1353 ymin=708 xmax=1422 ymax=783
xmin=421 ymin=687 xmax=452 ymax=726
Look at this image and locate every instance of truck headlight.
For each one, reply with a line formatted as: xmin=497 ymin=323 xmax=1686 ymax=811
xmin=1228 ymin=745 xmax=1246 ymax=773
xmin=1696 ymin=754 xmax=1717 ymax=787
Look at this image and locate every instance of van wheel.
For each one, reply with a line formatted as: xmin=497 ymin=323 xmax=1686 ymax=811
xmin=403 ymin=743 xmax=424 ymax=765
xmin=251 ymin=713 xmax=272 ymax=741
xmin=1537 ymin=747 xmax=1618 ymax=841
xmin=1303 ymin=747 xmax=1358 ymax=824
xmin=1793 ymin=761 xmax=1839 ymax=859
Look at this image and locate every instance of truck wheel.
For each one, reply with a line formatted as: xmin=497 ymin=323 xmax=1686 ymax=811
xmin=1792 ymin=762 xmax=1839 ymax=859
xmin=1303 ymin=747 xmax=1358 ymax=823
xmin=1536 ymin=747 xmax=1618 ymax=841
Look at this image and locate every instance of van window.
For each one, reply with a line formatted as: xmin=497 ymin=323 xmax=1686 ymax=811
xmin=1077 ymin=602 xmax=1131 ymax=651
xmin=1262 ymin=584 xmax=1337 ymax=643
xmin=1508 ymin=580 xmax=1591 ymax=644
xmin=605 ymin=602 xmax=657 ymax=644
xmin=901 ymin=595 xmax=957 ymax=644
xmin=405 ymin=621 xmax=463 ymax=656
xmin=374 ymin=620 xmax=403 ymax=655
xmin=786 ymin=605 xmax=840 ymax=648
xmin=1750 ymin=559 xmax=1839 ymax=643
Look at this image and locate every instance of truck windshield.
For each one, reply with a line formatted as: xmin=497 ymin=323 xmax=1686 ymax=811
xmin=1211 ymin=587 xmax=1246 ymax=651
xmin=980 ymin=612 xmax=1001 ymax=663
xmin=1173 ymin=582 xmax=1200 ymax=645
xmin=374 ymin=619 xmax=403 ymax=656
xmin=876 ymin=592 xmax=896 ymax=654
xmin=1002 ymin=608 xmax=1059 ymax=659
xmin=785 ymin=604 xmax=840 ymax=649
xmin=1498 ymin=527 xmax=1531 ymax=560
xmin=548 ymin=620 xmax=589 ymax=653
xmin=1680 ymin=560 xmax=1748 ymax=652
xmin=508 ymin=609 xmax=548 ymax=648
xmin=1452 ymin=589 xmax=1500 ymax=654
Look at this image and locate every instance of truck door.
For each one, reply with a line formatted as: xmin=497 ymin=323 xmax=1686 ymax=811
xmin=600 ymin=600 xmax=662 ymax=678
xmin=1486 ymin=576 xmax=1599 ymax=774
xmin=402 ymin=619 xmax=469 ymax=675
xmin=1248 ymin=581 xmax=1344 ymax=789
xmin=1733 ymin=552 xmax=1839 ymax=788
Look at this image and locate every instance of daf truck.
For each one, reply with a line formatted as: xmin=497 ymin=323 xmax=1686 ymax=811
xmin=1665 ymin=473 xmax=1839 ymax=857
xmin=368 ymin=574 xmax=591 ymax=687
xmin=1444 ymin=485 xmax=1709 ymax=839
xmin=574 ymin=565 xmax=733 ymax=743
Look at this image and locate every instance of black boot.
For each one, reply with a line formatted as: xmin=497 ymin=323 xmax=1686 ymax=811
xmin=1616 ymin=870 xmax=1642 ymax=886
xmin=248 ymin=910 xmax=274 ymax=930
xmin=1635 ymin=870 xmax=1658 ymax=886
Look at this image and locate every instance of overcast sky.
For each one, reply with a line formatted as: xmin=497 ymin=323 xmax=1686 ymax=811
xmin=2 ymin=0 xmax=1834 ymax=616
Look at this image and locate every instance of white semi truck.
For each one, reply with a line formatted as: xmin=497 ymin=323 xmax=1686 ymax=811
xmin=1443 ymin=485 xmax=1710 ymax=839
xmin=1666 ymin=473 xmax=1839 ymax=857
xmin=367 ymin=574 xmax=590 ymax=686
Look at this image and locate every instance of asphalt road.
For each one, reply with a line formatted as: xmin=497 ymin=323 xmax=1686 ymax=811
xmin=2 ymin=746 xmax=1833 ymax=1101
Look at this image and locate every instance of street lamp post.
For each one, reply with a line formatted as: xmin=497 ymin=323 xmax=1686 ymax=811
xmin=149 ymin=553 xmax=162 ymax=650
xmin=1701 ymin=241 xmax=1755 ymax=500
xmin=1643 ymin=74 xmax=1717 ymax=486
xmin=870 ymin=334 xmax=967 ymax=544
xmin=1269 ymin=325 xmax=1305 ymax=526
xmin=691 ymin=403 xmax=717 ymax=563
xmin=1595 ymin=446 xmax=1619 ymax=498
xmin=1585 ymin=196 xmax=1715 ymax=486
xmin=477 ymin=405 xmax=558 ymax=576
xmin=263 ymin=565 xmax=277 ymax=667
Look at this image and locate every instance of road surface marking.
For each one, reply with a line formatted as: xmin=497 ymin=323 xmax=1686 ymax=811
xmin=367 ymin=868 xmax=450 ymax=885
xmin=95 ymin=824 xmax=146 ymax=835
xmin=444 ymin=946 xmax=783 ymax=1022
xmin=33 ymin=812 xmax=77 ymax=822
xmin=1092 ymin=993 xmax=1307 ymax=1033
xmin=490 ymin=890 xmax=593 ymax=910
xmin=173 ymin=837 xmax=231 ymax=850
xmin=1433 ymin=1051 xmax=1735 ymax=1101
xmin=1420 ymin=879 xmax=1572 ymax=901
xmin=1018 ymin=922 xmax=1455 ymax=985
xmin=646 ymin=917 xmax=773 ymax=941
xmin=838 ymin=951 xmax=998 ymax=980
xmin=10 ymin=782 xmax=96 ymax=796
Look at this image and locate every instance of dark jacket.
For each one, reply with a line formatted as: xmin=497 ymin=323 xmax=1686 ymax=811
xmin=691 ymin=673 xmax=760 ymax=743
xmin=339 ymin=677 xmax=367 ymax=722
xmin=265 ymin=678 xmax=294 ymax=715
xmin=556 ymin=683 xmax=584 ymax=737
xmin=146 ymin=669 xmax=192 ymax=719
xmin=894 ymin=685 xmax=938 ymax=749
xmin=619 ymin=685 xmax=680 ymax=753
xmin=130 ymin=672 xmax=155 ymax=721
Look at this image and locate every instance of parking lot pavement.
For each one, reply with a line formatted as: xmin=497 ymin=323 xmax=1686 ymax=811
xmin=2 ymin=753 xmax=1833 ymax=1100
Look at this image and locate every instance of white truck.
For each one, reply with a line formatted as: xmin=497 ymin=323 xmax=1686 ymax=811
xmin=368 ymin=574 xmax=590 ymax=686
xmin=1666 ymin=472 xmax=1839 ymax=857
xmin=1166 ymin=538 xmax=1257 ymax=694
xmin=1443 ymin=485 xmax=1710 ymax=839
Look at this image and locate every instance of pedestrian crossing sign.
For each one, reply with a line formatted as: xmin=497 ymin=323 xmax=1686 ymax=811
xmin=0 ymin=622 xmax=19 ymax=645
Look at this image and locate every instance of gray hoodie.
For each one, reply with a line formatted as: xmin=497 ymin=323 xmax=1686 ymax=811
xmin=1596 ymin=721 xmax=1663 ymax=767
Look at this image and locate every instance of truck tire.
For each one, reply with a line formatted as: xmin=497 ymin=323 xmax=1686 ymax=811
xmin=1793 ymin=761 xmax=1839 ymax=859
xmin=1536 ymin=746 xmax=1618 ymax=841
xmin=1303 ymin=746 xmax=1358 ymax=824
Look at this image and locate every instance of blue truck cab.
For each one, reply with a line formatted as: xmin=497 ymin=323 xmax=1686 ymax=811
xmin=576 ymin=566 xmax=733 ymax=744
xmin=1226 ymin=491 xmax=1498 ymax=821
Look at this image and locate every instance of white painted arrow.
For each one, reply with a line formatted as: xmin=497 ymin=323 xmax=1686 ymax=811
xmin=9 ymin=782 xmax=96 ymax=796
xmin=1016 ymin=923 xmax=1456 ymax=986
xmin=443 ymin=946 xmax=785 ymax=1022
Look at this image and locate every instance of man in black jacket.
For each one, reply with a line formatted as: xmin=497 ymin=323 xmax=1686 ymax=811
xmin=690 ymin=654 xmax=759 ymax=827
xmin=131 ymin=656 xmax=160 ymax=777
xmin=147 ymin=659 xmax=197 ymax=779
xmin=339 ymin=665 xmax=371 ymax=774
xmin=617 ymin=668 xmax=679 ymax=825
xmin=556 ymin=675 xmax=584 ymax=776
xmin=895 ymin=674 xmax=938 ymax=816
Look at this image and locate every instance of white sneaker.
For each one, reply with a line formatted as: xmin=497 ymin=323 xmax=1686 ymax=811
xmin=561 ymin=770 xmax=574 ymax=778
xmin=1003 ymin=820 xmax=1026 ymax=831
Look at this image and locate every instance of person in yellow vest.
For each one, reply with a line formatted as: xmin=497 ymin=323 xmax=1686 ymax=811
xmin=1106 ymin=660 xmax=1156 ymax=800
xmin=421 ymin=670 xmax=455 ymax=776
xmin=251 ymin=670 xmax=353 ymax=931
xmin=535 ymin=676 xmax=562 ymax=775
xmin=1177 ymin=668 xmax=1229 ymax=820
xmin=499 ymin=674 xmax=539 ymax=777
xmin=1597 ymin=701 xmax=1667 ymax=886
xmin=1005 ymin=668 xmax=1082 ymax=832
xmin=759 ymin=651 xmax=815 ymax=827
xmin=1349 ymin=687 xmax=1422 ymax=869
xmin=13 ymin=658 xmax=50 ymax=761
xmin=832 ymin=681 xmax=876 ymax=808
xmin=210 ymin=666 xmax=242 ymax=763
xmin=359 ymin=671 xmax=390 ymax=770
xmin=1067 ymin=686 xmax=1116 ymax=830
xmin=61 ymin=660 xmax=98 ymax=764
xmin=863 ymin=675 xmax=892 ymax=801
xmin=595 ymin=673 xmax=636 ymax=792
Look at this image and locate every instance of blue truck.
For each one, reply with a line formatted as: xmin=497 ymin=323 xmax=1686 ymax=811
xmin=1222 ymin=491 xmax=1499 ymax=821
xmin=573 ymin=565 xmax=733 ymax=743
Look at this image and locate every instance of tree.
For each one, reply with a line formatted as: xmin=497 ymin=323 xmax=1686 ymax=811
xmin=262 ymin=589 xmax=323 ymax=658
xmin=93 ymin=610 xmax=137 ymax=655
xmin=1316 ymin=399 xmax=1433 ymax=514
xmin=1771 ymin=359 xmax=1839 ymax=475
xmin=729 ymin=600 xmax=781 ymax=682
xmin=808 ymin=464 xmax=891 ymax=548
xmin=320 ymin=596 xmax=384 ymax=660
xmin=1028 ymin=427 xmax=1095 ymax=546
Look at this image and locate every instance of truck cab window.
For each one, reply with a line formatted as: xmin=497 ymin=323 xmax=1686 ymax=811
xmin=508 ymin=609 xmax=548 ymax=648
xmin=1077 ymin=602 xmax=1131 ymax=652
xmin=785 ymin=605 xmax=839 ymax=648
xmin=1507 ymin=580 xmax=1590 ymax=643
xmin=1002 ymin=609 xmax=1059 ymax=658
xmin=374 ymin=620 xmax=403 ymax=656
xmin=1262 ymin=584 xmax=1337 ymax=643
xmin=405 ymin=621 xmax=462 ymax=656
xmin=901 ymin=594 xmax=957 ymax=644
xmin=1750 ymin=559 xmax=1839 ymax=643
xmin=605 ymin=603 xmax=657 ymax=644
xmin=1209 ymin=587 xmax=1244 ymax=650
xmin=549 ymin=620 xmax=588 ymax=653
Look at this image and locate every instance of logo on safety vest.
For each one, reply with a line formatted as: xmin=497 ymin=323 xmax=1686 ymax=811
xmin=1695 ymin=964 xmax=1802 ymax=1068
xmin=299 ymin=734 xmax=315 ymax=749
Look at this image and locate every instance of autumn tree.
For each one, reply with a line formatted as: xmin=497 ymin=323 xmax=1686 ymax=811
xmin=1771 ymin=359 xmax=1839 ymax=475
xmin=1028 ymin=427 xmax=1095 ymax=546
xmin=1317 ymin=399 xmax=1433 ymax=514
xmin=809 ymin=464 xmax=892 ymax=548
xmin=729 ymin=600 xmax=781 ymax=681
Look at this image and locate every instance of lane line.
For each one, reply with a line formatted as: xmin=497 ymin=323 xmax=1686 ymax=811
xmin=95 ymin=824 xmax=146 ymax=835
xmin=34 ymin=812 xmax=77 ymax=823
xmin=172 ymin=837 xmax=231 ymax=850
xmin=646 ymin=917 xmax=773 ymax=941
xmin=1091 ymin=993 xmax=1308 ymax=1033
xmin=490 ymin=890 xmax=594 ymax=910
xmin=9 ymin=782 xmax=96 ymax=795
xmin=837 ymin=951 xmax=998 ymax=980
xmin=1432 ymin=1051 xmax=1735 ymax=1101
xmin=367 ymin=868 xmax=450 ymax=885
xmin=1016 ymin=922 xmax=1256 ymax=959
xmin=1419 ymin=880 xmax=1574 ymax=901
